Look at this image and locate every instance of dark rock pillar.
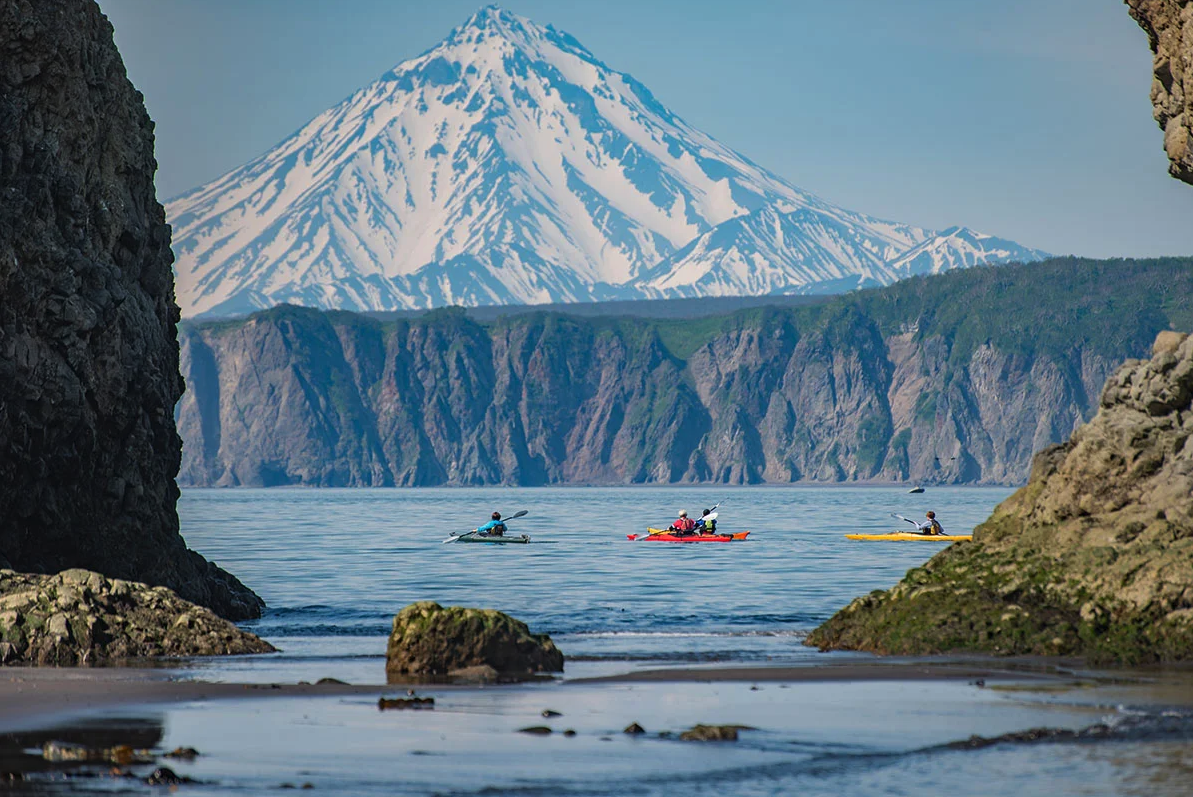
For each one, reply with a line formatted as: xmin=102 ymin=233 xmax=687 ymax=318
xmin=0 ymin=0 xmax=262 ymax=619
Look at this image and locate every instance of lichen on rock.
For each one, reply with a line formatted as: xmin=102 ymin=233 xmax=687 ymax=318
xmin=385 ymin=601 xmax=563 ymax=683
xmin=808 ymin=331 xmax=1193 ymax=664
xmin=0 ymin=568 xmax=274 ymax=665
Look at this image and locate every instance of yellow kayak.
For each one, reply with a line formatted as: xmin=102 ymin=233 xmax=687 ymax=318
xmin=845 ymin=533 xmax=972 ymax=541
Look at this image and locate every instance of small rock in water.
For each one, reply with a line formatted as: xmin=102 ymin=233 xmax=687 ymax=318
xmin=623 ymin=722 xmax=646 ymax=735
xmin=562 ymin=729 xmax=576 ymax=737
xmin=145 ymin=767 xmax=191 ymax=785
xmin=163 ymin=746 xmax=200 ymax=759
xmin=541 ymin=709 xmax=562 ymax=717
xmin=378 ymin=696 xmax=434 ymax=710
xmin=315 ymin=677 xmax=348 ymax=685
xmin=517 ymin=726 xmax=553 ymax=735
xmin=678 ymin=724 xmax=755 ymax=742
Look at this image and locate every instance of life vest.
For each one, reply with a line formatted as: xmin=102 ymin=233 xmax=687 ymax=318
xmin=674 ymin=517 xmax=696 ymax=532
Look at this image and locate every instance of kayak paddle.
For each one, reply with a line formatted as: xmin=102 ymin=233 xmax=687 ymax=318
xmin=441 ymin=510 xmax=529 ymax=544
xmin=890 ymin=512 xmax=919 ymax=527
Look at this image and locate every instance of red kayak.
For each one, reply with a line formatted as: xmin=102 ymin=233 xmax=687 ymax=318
xmin=627 ymin=530 xmax=750 ymax=542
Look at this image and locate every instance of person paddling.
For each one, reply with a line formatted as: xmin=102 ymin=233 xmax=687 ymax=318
xmin=696 ymin=508 xmax=717 ymax=535
xmin=475 ymin=511 xmax=507 ymax=537
xmin=669 ymin=510 xmax=697 ymax=535
xmin=917 ymin=511 xmax=944 ymax=536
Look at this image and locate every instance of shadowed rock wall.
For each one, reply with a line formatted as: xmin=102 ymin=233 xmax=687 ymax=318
xmin=0 ymin=0 xmax=261 ymax=619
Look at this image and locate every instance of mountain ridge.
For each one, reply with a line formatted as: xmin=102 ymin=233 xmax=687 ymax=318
xmin=168 ymin=6 xmax=1046 ymax=317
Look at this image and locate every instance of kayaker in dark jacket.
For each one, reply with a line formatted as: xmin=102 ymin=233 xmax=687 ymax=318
xmin=476 ymin=511 xmax=506 ymax=537
xmin=696 ymin=508 xmax=717 ymax=535
xmin=917 ymin=511 xmax=943 ymax=535
xmin=669 ymin=510 xmax=696 ymax=534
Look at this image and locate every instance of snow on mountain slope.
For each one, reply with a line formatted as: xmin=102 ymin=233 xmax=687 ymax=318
xmin=636 ymin=215 xmax=1053 ymax=298
xmin=632 ymin=205 xmax=909 ymax=297
xmin=885 ymin=226 xmax=1051 ymax=278
xmin=168 ymin=6 xmax=940 ymax=316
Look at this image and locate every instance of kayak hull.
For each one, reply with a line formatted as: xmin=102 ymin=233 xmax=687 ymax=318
xmin=628 ymin=530 xmax=750 ymax=542
xmin=452 ymin=533 xmax=530 ymax=544
xmin=845 ymin=533 xmax=971 ymax=541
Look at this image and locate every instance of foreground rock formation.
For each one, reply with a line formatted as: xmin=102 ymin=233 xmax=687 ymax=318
xmin=0 ymin=1 xmax=261 ymax=618
xmin=176 ymin=258 xmax=1192 ymax=487
xmin=0 ymin=568 xmax=275 ymax=665
xmin=808 ymin=332 xmax=1193 ymax=663
xmin=1128 ymin=0 xmax=1193 ymax=184
xmin=385 ymin=601 xmax=564 ymax=683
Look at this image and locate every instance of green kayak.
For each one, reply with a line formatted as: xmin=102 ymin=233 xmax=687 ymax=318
xmin=450 ymin=532 xmax=530 ymax=544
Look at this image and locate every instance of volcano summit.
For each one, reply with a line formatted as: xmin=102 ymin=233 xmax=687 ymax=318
xmin=169 ymin=6 xmax=1047 ymax=317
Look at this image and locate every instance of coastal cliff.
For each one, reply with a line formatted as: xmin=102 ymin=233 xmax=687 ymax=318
xmin=1128 ymin=0 xmax=1193 ymax=184
xmin=0 ymin=0 xmax=262 ymax=619
xmin=177 ymin=258 xmax=1192 ymax=487
xmin=808 ymin=331 xmax=1193 ymax=663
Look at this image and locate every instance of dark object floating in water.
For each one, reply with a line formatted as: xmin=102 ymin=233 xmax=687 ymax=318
xmin=563 ymin=729 xmax=577 ymax=737
xmin=379 ymin=696 xmax=435 ymax=710
xmin=162 ymin=747 xmax=200 ymax=760
xmin=623 ymin=722 xmax=646 ymax=735
xmin=518 ymin=726 xmax=553 ymax=735
xmin=542 ymin=709 xmax=562 ymax=717
xmin=908 ymin=486 xmax=925 ymax=494
xmin=316 ymin=677 xmax=349 ymax=685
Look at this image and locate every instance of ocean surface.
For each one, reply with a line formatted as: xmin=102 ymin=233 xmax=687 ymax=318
xmin=16 ymin=486 xmax=1193 ymax=796
xmin=178 ymin=486 xmax=1011 ymax=682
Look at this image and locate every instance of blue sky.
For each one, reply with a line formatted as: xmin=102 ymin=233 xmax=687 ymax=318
xmin=97 ymin=0 xmax=1193 ymax=258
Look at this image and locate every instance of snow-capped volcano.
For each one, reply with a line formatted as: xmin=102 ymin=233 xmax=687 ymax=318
xmin=168 ymin=6 xmax=1045 ymax=317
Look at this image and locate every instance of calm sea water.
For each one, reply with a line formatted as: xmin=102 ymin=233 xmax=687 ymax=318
xmin=177 ymin=486 xmax=1012 ymax=681
xmin=19 ymin=487 xmax=1193 ymax=796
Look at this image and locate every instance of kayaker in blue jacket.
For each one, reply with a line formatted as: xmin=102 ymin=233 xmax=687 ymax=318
xmin=476 ymin=511 xmax=507 ymax=537
xmin=917 ymin=511 xmax=944 ymax=535
xmin=696 ymin=508 xmax=717 ymax=535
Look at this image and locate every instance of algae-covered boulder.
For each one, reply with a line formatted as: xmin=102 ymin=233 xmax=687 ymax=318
xmin=808 ymin=331 xmax=1193 ymax=664
xmin=0 ymin=568 xmax=275 ymax=665
xmin=385 ymin=601 xmax=563 ymax=682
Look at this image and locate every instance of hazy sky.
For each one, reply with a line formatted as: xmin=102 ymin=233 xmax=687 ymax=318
xmin=97 ymin=0 xmax=1193 ymax=258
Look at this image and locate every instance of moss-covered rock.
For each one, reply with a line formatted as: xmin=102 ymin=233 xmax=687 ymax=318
xmin=808 ymin=332 xmax=1193 ymax=664
xmin=0 ymin=568 xmax=275 ymax=665
xmin=385 ymin=601 xmax=563 ymax=683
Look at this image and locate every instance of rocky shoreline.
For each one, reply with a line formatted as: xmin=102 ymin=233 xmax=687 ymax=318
xmin=0 ymin=568 xmax=273 ymax=666
xmin=808 ymin=332 xmax=1193 ymax=663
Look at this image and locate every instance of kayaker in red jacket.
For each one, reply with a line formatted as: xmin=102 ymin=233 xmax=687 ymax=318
xmin=669 ymin=510 xmax=697 ymax=534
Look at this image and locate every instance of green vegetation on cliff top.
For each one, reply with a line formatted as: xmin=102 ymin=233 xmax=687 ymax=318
xmin=187 ymin=258 xmax=1193 ymax=370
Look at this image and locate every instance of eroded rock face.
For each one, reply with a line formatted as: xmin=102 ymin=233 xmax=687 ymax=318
xmin=808 ymin=332 xmax=1193 ymax=663
xmin=0 ymin=0 xmax=262 ymax=618
xmin=0 ymin=568 xmax=275 ymax=665
xmin=1127 ymin=0 xmax=1193 ymax=184
xmin=385 ymin=601 xmax=564 ymax=682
